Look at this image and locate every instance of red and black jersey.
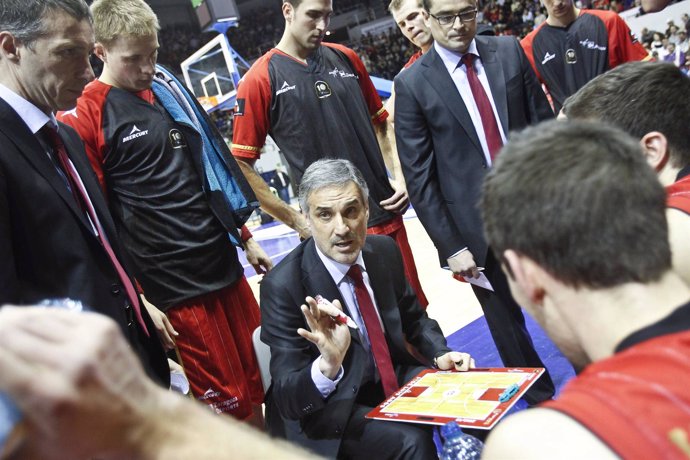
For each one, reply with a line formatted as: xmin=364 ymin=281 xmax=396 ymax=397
xmin=58 ymin=80 xmax=242 ymax=310
xmin=403 ymin=50 xmax=423 ymax=69
xmin=521 ymin=9 xmax=649 ymax=112
xmin=232 ymin=43 xmax=395 ymax=227
xmin=667 ymin=167 xmax=690 ymax=215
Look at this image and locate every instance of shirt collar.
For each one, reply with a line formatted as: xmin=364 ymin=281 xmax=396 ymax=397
xmin=314 ymin=242 xmax=367 ymax=286
xmin=434 ymin=39 xmax=479 ymax=74
xmin=0 ymin=82 xmax=56 ymax=134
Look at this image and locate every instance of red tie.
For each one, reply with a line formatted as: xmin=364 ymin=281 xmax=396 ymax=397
xmin=347 ymin=264 xmax=398 ymax=397
xmin=462 ymin=53 xmax=503 ymax=161
xmin=43 ymin=125 xmax=149 ymax=336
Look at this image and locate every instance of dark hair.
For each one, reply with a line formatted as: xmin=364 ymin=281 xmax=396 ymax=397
xmin=0 ymin=0 xmax=91 ymax=49
xmin=389 ymin=0 xmax=423 ymax=13
xmin=564 ymin=61 xmax=690 ymax=169
xmin=481 ymin=120 xmax=671 ymax=289
xmin=299 ymin=159 xmax=369 ymax=213
xmin=283 ymin=0 xmax=304 ymax=8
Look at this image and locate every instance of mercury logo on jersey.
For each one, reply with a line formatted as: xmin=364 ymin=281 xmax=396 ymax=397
xmin=542 ymin=52 xmax=556 ymax=65
xmin=122 ymin=124 xmax=149 ymax=143
xmin=276 ymin=80 xmax=296 ymax=95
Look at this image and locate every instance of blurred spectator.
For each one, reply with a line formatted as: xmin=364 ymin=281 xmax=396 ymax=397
xmin=664 ymin=42 xmax=687 ymax=68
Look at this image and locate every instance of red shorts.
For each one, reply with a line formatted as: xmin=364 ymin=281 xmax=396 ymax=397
xmin=168 ymin=277 xmax=263 ymax=419
xmin=368 ymin=215 xmax=429 ymax=308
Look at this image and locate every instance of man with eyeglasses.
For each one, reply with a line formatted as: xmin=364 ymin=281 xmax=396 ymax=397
xmin=520 ymin=0 xmax=649 ymax=113
xmin=393 ymin=0 xmax=557 ymax=406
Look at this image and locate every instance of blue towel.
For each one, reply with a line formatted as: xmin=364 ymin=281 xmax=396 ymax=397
xmin=152 ymin=65 xmax=258 ymax=246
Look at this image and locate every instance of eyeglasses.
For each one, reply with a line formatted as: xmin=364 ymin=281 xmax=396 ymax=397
xmin=429 ymin=9 xmax=478 ymax=26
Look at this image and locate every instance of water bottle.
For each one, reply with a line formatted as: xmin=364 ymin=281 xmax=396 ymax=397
xmin=440 ymin=422 xmax=484 ymax=460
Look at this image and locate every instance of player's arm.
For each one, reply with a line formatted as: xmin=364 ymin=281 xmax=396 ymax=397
xmin=609 ymin=13 xmax=651 ymax=66
xmin=667 ymin=207 xmax=690 ymax=286
xmin=483 ymin=408 xmax=618 ymax=459
xmin=337 ymin=44 xmax=410 ymax=213
xmin=235 ymin=158 xmax=310 ymax=238
xmin=232 ymin=62 xmax=311 ymax=237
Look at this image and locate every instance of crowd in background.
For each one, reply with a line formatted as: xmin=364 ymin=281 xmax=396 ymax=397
xmin=154 ymin=0 xmax=686 ymax=81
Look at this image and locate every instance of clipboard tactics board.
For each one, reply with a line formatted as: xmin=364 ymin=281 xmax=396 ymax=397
xmin=366 ymin=367 xmax=545 ymax=430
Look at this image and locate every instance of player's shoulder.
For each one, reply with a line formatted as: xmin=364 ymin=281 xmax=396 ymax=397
xmin=522 ymin=21 xmax=546 ymax=44
xmin=57 ymin=80 xmax=109 ymax=128
xmin=323 ymin=42 xmax=363 ymax=64
xmin=581 ymin=8 xmax=621 ymax=25
xmin=483 ymin=407 xmax=617 ymax=459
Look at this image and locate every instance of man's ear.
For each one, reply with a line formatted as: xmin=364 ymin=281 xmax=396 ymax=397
xmin=503 ymin=249 xmax=546 ymax=306
xmin=0 ymin=32 xmax=20 ymax=62
xmin=94 ymin=43 xmax=107 ymax=63
xmin=283 ymin=2 xmax=294 ymax=22
xmin=640 ymin=131 xmax=669 ymax=172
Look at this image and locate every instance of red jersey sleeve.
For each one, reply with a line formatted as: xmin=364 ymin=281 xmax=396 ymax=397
xmin=520 ymin=25 xmax=546 ymax=84
xmin=231 ymin=53 xmax=273 ymax=162
xmin=326 ymin=43 xmax=388 ymax=125
xmin=56 ymin=82 xmax=109 ymax=196
xmin=605 ymin=12 xmax=651 ymax=68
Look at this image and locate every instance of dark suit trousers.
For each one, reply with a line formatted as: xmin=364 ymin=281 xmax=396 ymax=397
xmin=472 ymin=250 xmax=555 ymax=405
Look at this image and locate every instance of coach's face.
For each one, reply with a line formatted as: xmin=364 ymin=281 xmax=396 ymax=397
xmin=6 ymin=9 xmax=94 ymax=114
xmin=306 ymin=181 xmax=369 ymax=266
xmin=424 ymin=0 xmax=477 ymax=54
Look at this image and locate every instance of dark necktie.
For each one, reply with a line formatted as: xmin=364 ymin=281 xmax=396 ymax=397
xmin=461 ymin=53 xmax=503 ymax=161
xmin=347 ymin=264 xmax=398 ymax=397
xmin=42 ymin=125 xmax=150 ymax=336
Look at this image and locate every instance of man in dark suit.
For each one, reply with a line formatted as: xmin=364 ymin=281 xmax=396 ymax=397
xmin=260 ymin=159 xmax=472 ymax=458
xmin=0 ymin=0 xmax=168 ymax=384
xmin=394 ymin=0 xmax=555 ymax=404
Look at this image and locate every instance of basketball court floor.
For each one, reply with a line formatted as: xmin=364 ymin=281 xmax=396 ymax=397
xmin=239 ymin=205 xmax=576 ymax=412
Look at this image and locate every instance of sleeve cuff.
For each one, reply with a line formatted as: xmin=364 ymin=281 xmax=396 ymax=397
xmin=240 ymin=225 xmax=253 ymax=243
xmin=311 ymin=357 xmax=344 ymax=398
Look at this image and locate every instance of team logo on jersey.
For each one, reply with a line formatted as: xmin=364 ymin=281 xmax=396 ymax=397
xmin=315 ymin=80 xmax=332 ymax=99
xmin=234 ymin=98 xmax=245 ymax=116
xmin=328 ymin=66 xmax=357 ymax=79
xmin=565 ymin=48 xmax=577 ymax=64
xmin=276 ymin=81 xmax=297 ymax=95
xmin=579 ymin=39 xmax=606 ymax=51
xmin=541 ymin=52 xmax=556 ymax=65
xmin=122 ymin=124 xmax=149 ymax=143
xmin=169 ymin=129 xmax=187 ymax=149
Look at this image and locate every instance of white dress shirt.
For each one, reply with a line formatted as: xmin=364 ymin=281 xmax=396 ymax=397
xmin=434 ymin=40 xmax=507 ymax=167
xmin=310 ymin=245 xmax=384 ymax=397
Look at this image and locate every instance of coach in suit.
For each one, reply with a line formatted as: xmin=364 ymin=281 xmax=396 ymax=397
xmin=0 ymin=0 xmax=167 ymax=384
xmin=394 ymin=0 xmax=555 ymax=404
xmin=260 ymin=159 xmax=472 ymax=458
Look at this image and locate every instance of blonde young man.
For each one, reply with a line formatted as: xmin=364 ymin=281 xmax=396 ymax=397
xmin=231 ymin=0 xmax=430 ymax=309
xmin=58 ymin=0 xmax=269 ymax=425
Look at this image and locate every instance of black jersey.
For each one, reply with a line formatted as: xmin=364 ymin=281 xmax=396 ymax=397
xmin=521 ymin=9 xmax=649 ymax=112
xmin=232 ymin=43 xmax=395 ymax=227
xmin=60 ymin=80 xmax=242 ymax=310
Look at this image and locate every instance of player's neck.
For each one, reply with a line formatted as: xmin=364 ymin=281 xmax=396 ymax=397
xmin=421 ymin=41 xmax=433 ymax=54
xmin=276 ymin=35 xmax=312 ymax=63
xmin=546 ymin=7 xmax=579 ymax=28
xmin=562 ymin=270 xmax=690 ymax=363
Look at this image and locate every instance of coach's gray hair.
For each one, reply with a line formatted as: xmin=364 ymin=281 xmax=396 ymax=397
xmin=0 ymin=0 xmax=91 ymax=49
xmin=298 ymin=159 xmax=370 ymax=213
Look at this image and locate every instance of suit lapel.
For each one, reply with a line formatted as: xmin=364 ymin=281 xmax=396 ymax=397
xmin=421 ymin=47 xmax=483 ymax=153
xmin=0 ymin=100 xmax=92 ymax=230
xmin=476 ymin=37 xmax=509 ymax=135
xmin=301 ymin=239 xmax=362 ymax=346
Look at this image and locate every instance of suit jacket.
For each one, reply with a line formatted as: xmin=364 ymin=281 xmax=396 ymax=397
xmin=260 ymin=235 xmax=450 ymax=457
xmin=0 ymin=98 xmax=168 ymax=384
xmin=394 ymin=36 xmax=554 ymax=267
